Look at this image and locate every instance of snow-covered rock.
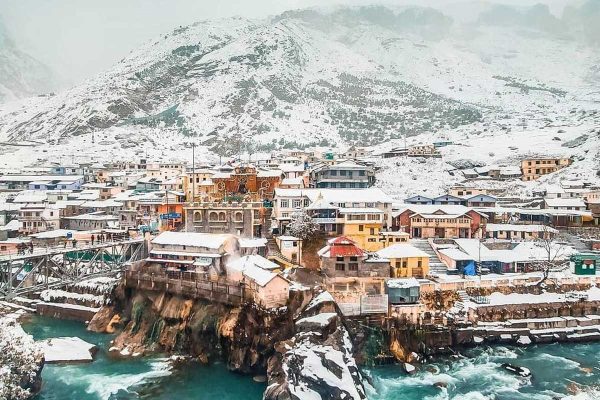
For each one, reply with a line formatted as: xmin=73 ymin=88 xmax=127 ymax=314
xmin=265 ymin=291 xmax=366 ymax=400
xmin=38 ymin=337 xmax=97 ymax=364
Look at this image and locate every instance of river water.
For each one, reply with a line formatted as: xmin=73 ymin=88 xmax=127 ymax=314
xmin=23 ymin=316 xmax=600 ymax=400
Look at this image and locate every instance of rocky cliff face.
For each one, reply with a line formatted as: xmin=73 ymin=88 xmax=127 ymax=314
xmin=89 ymin=284 xmax=296 ymax=373
xmin=90 ymin=284 xmax=368 ymax=399
xmin=264 ymin=291 xmax=367 ymax=400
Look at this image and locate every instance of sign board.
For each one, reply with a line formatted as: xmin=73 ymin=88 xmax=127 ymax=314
xmin=160 ymin=213 xmax=182 ymax=220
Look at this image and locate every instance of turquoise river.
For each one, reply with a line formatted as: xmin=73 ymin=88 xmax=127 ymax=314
xmin=23 ymin=316 xmax=600 ymax=400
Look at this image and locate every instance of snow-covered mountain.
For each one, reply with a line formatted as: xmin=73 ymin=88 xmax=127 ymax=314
xmin=0 ymin=3 xmax=598 ymax=159
xmin=0 ymin=20 xmax=55 ymax=103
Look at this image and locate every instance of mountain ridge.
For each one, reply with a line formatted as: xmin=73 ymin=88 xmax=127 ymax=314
xmin=0 ymin=4 xmax=598 ymax=156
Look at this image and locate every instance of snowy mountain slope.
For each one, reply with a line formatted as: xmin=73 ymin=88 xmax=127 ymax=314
xmin=0 ymin=3 xmax=598 ymax=167
xmin=0 ymin=20 xmax=55 ymax=102
xmin=0 ymin=8 xmax=485 ymax=153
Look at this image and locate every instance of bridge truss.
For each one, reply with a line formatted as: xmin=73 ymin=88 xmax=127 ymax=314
xmin=0 ymin=240 xmax=147 ymax=300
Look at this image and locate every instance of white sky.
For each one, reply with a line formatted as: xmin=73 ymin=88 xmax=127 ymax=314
xmin=0 ymin=0 xmax=573 ymax=87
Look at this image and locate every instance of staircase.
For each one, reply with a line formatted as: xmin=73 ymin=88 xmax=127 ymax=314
xmin=266 ymin=238 xmax=301 ymax=269
xmin=411 ymin=239 xmax=447 ymax=276
xmin=561 ymin=231 xmax=589 ymax=253
xmin=457 ymin=290 xmax=470 ymax=302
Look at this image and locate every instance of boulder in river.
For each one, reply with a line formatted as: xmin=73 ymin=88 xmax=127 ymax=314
xmin=39 ymin=337 xmax=97 ymax=364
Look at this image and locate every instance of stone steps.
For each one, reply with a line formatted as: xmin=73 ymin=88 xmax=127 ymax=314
xmin=411 ymin=239 xmax=447 ymax=275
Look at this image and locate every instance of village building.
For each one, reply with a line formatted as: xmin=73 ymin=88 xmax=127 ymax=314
xmin=342 ymin=146 xmax=370 ymax=159
xmin=182 ymin=169 xmax=216 ymax=201
xmin=0 ymin=219 xmax=20 ymax=241
xmin=183 ymin=201 xmax=266 ymax=237
xmin=18 ymin=204 xmax=60 ymax=235
xmin=148 ymin=231 xmax=239 ymax=277
xmin=544 ymin=198 xmax=586 ymax=211
xmin=379 ymin=146 xmax=408 ymax=158
xmin=385 ymin=278 xmax=421 ymax=304
xmin=274 ymin=235 xmax=302 ymax=265
xmin=485 ymin=224 xmax=558 ymax=240
xmin=438 ymin=238 xmax=576 ymax=274
xmin=309 ymin=161 xmax=375 ymax=189
xmin=380 ymin=231 xmax=410 ymax=246
xmin=143 ymin=162 xmax=186 ymax=181
xmin=226 ymin=255 xmax=290 ymax=308
xmin=211 ymin=166 xmax=283 ymax=201
xmin=63 ymin=212 xmax=119 ymax=231
xmin=317 ymin=236 xmax=389 ymax=278
xmin=376 ymin=244 xmax=430 ymax=278
xmin=0 ymin=174 xmax=85 ymax=191
xmin=394 ymin=205 xmax=487 ymax=239
xmin=407 ymin=144 xmax=440 ymax=157
xmin=521 ymin=157 xmax=572 ymax=181
xmin=273 ymin=188 xmax=393 ymax=231
xmin=338 ymin=208 xmax=385 ymax=252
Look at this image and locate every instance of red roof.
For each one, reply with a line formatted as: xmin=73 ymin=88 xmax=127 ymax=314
xmin=328 ymin=236 xmax=364 ymax=257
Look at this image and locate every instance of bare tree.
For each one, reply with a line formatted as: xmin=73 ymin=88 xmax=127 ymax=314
xmin=286 ymin=209 xmax=320 ymax=241
xmin=532 ymin=225 xmax=570 ymax=284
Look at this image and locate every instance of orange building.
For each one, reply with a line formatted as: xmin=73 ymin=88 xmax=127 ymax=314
xmin=157 ymin=202 xmax=184 ymax=231
xmin=212 ymin=166 xmax=283 ymax=201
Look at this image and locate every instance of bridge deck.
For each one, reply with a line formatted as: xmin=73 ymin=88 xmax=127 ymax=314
xmin=0 ymin=239 xmax=145 ymax=262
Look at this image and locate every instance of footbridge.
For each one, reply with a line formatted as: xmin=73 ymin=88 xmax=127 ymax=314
xmin=0 ymin=239 xmax=147 ymax=300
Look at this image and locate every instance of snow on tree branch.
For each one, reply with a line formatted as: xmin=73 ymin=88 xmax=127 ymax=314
xmin=0 ymin=316 xmax=43 ymax=400
xmin=285 ymin=210 xmax=320 ymax=240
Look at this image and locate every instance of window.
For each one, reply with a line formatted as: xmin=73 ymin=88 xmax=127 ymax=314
xmin=218 ymin=212 xmax=226 ymax=221
xmin=358 ymin=225 xmax=364 ymax=232
xmin=280 ymin=200 xmax=289 ymax=208
xmin=330 ymin=170 xmax=337 ymax=176
xmin=395 ymin=261 xmax=401 ymax=268
xmin=336 ymin=257 xmax=344 ymax=262
xmin=335 ymin=263 xmax=345 ymax=271
xmin=235 ymin=212 xmax=243 ymax=222
xmin=293 ymin=199 xmax=302 ymax=208
xmin=348 ymin=263 xmax=358 ymax=271
xmin=366 ymin=202 xmax=374 ymax=208
xmin=340 ymin=170 xmax=347 ymax=176
xmin=359 ymin=170 xmax=365 ymax=176
xmin=402 ymin=260 xmax=408 ymax=268
xmin=417 ymin=260 xmax=422 ymax=268
xmin=370 ymin=228 xmax=375 ymax=235
xmin=209 ymin=211 xmax=219 ymax=221
xmin=193 ymin=211 xmax=202 ymax=222
xmin=368 ymin=238 xmax=376 ymax=242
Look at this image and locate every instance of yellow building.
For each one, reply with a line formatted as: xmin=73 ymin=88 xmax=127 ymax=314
xmin=339 ymin=208 xmax=384 ymax=252
xmin=376 ymin=244 xmax=430 ymax=278
xmin=182 ymin=170 xmax=215 ymax=201
xmin=521 ymin=158 xmax=572 ymax=181
xmin=380 ymin=231 xmax=410 ymax=247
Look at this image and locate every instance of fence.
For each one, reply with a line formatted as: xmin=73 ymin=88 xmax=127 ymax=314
xmin=124 ymin=270 xmax=247 ymax=305
xmin=338 ymin=294 xmax=388 ymax=316
xmin=422 ymin=275 xmax=600 ymax=293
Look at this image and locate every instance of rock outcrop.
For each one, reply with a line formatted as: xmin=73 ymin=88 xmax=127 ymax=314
xmin=264 ymin=291 xmax=367 ymax=400
xmin=90 ymin=284 xmax=368 ymax=399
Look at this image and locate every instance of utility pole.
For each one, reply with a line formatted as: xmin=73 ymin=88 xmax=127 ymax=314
xmin=191 ymin=143 xmax=196 ymax=204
